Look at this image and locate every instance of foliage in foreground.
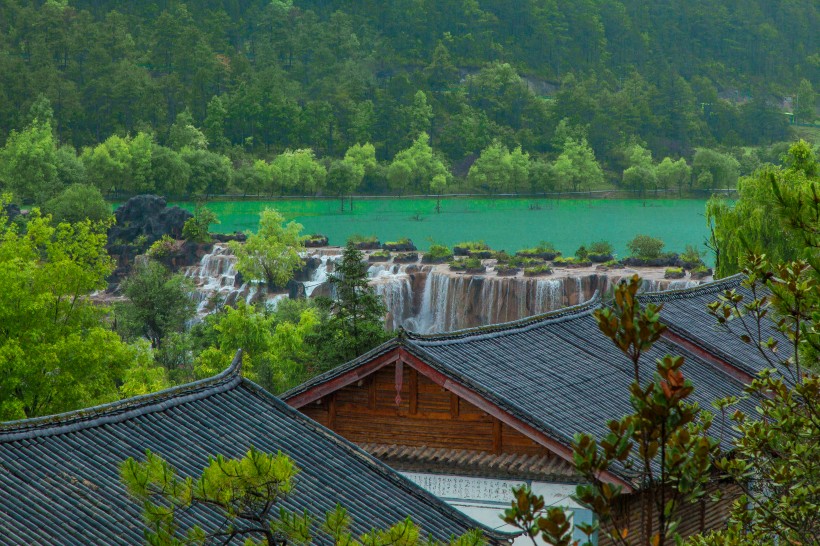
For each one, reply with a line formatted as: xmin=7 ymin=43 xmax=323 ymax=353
xmin=504 ymin=276 xmax=717 ymax=546
xmin=120 ymin=447 xmax=486 ymax=546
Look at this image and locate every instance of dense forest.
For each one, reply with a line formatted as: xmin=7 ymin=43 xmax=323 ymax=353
xmin=0 ymin=0 xmax=817 ymax=201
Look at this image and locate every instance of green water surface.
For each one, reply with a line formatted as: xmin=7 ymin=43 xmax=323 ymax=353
xmin=168 ymin=197 xmax=712 ymax=262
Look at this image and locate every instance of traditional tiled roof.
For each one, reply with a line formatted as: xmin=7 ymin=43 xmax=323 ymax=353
xmin=0 ymin=353 xmax=510 ymax=545
xmin=639 ymin=274 xmax=793 ymax=379
xmin=359 ymin=444 xmax=579 ymax=482
xmin=285 ymin=298 xmax=759 ymax=484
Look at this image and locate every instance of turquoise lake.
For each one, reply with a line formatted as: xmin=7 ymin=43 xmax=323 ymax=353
xmin=165 ymin=197 xmax=714 ymax=262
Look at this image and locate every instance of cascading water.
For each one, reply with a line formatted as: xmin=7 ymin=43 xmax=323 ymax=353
xmin=186 ymin=246 xmax=707 ymax=335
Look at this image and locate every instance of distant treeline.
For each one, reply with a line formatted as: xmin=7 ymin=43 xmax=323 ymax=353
xmin=0 ymin=0 xmax=817 ymax=203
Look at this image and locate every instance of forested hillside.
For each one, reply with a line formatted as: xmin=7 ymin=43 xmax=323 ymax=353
xmin=0 ymin=0 xmax=817 ymax=199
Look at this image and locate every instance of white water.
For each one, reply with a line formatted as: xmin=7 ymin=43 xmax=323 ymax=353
xmin=185 ymin=247 xmax=704 ymax=333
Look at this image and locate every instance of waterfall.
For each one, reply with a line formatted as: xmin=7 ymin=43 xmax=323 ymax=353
xmin=304 ymin=255 xmax=329 ymax=298
xmin=186 ymin=246 xmax=708 ymax=334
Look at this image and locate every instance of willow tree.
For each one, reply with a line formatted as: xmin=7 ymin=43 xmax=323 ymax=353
xmin=706 ymin=140 xmax=817 ymax=277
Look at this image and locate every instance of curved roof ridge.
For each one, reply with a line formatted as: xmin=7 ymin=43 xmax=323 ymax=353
xmin=0 ymin=350 xmax=244 ymax=441
xmin=406 ymin=291 xmax=601 ymax=344
xmin=638 ymin=273 xmax=745 ymax=301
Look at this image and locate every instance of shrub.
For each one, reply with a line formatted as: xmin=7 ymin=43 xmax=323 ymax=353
xmin=690 ymin=265 xmax=712 ymax=279
xmin=304 ymin=234 xmax=328 ymax=247
xmin=450 ymin=257 xmax=484 ymax=272
xmin=664 ymin=266 xmax=685 ymax=279
xmin=589 ymin=240 xmax=613 ymax=255
xmin=383 ymin=238 xmax=416 ymax=251
xmin=422 ymin=244 xmax=453 ymax=263
xmin=495 ymin=265 xmax=520 ymax=276
xmin=394 ymin=252 xmax=419 ymax=263
xmin=524 ymin=265 xmax=553 ymax=276
xmin=679 ymin=244 xmax=705 ymax=266
xmin=454 ymin=240 xmax=491 ymax=256
xmin=517 ymin=241 xmax=561 ymax=260
xmin=368 ymin=250 xmax=391 ymax=262
xmin=182 ymin=204 xmax=219 ymax=243
xmin=348 ymin=234 xmax=378 ymax=244
xmin=146 ymin=235 xmax=177 ymax=260
xmin=627 ymin=234 xmax=665 ymax=259
xmin=575 ymin=245 xmax=589 ymax=260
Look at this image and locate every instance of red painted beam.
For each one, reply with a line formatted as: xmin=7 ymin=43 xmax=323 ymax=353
xmin=662 ymin=331 xmax=754 ymax=384
xmin=286 ymin=349 xmax=401 ymax=408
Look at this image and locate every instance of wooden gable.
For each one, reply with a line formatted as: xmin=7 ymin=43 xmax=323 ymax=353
xmin=300 ymin=360 xmax=552 ymax=457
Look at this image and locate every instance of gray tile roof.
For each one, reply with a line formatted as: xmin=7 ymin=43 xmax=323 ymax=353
xmin=0 ymin=353 xmax=510 ymax=545
xmin=639 ymin=274 xmax=794 ymax=379
xmin=285 ymin=291 xmax=761 ymax=484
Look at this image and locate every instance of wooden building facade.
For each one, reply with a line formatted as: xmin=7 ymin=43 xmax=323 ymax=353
xmin=285 ymin=276 xmax=779 ymax=544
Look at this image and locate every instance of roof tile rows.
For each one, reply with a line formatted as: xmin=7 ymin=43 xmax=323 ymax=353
xmin=0 ymin=355 xmax=508 ymax=545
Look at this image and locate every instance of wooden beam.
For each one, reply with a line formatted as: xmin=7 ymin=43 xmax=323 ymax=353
xmin=492 ymin=419 xmax=502 ymax=454
xmin=327 ymin=393 xmax=337 ymax=430
xmin=287 ymin=349 xmax=401 ymax=407
xmin=662 ymin=331 xmax=754 ymax=384
xmin=449 ymin=392 xmax=460 ymax=418
xmin=367 ymin=375 xmax=376 ymax=410
xmin=409 ymin=369 xmax=418 ymax=415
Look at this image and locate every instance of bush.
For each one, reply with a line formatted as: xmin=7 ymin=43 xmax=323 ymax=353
xmin=679 ymin=244 xmax=705 ymax=267
xmin=454 ymin=240 xmax=491 ymax=256
xmin=517 ymin=241 xmax=561 ymax=261
xmin=664 ymin=266 xmax=685 ymax=279
xmin=495 ymin=265 xmax=520 ymax=276
xmin=182 ymin=204 xmax=219 ymax=243
xmin=690 ymin=265 xmax=712 ymax=279
xmin=368 ymin=250 xmax=391 ymax=262
xmin=627 ymin=234 xmax=665 ymax=259
xmin=348 ymin=234 xmax=380 ymax=249
xmin=146 ymin=234 xmax=177 ymax=260
xmin=304 ymin=234 xmax=328 ymax=247
xmin=575 ymin=245 xmax=588 ymax=260
xmin=422 ymin=244 xmax=453 ymax=263
xmin=383 ymin=238 xmax=416 ymax=251
xmin=43 ymin=183 xmax=112 ymax=225
xmin=524 ymin=265 xmax=553 ymax=276
xmin=450 ymin=257 xmax=485 ymax=272
xmin=393 ymin=252 xmax=419 ymax=263
xmin=589 ymin=240 xmax=613 ymax=255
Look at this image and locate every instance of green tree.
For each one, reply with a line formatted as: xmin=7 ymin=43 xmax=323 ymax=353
xmin=120 ymin=447 xmax=486 ymax=545
xmin=81 ymin=135 xmax=132 ymax=196
xmin=706 ymin=141 xmax=817 ymax=277
xmin=182 ymin=203 xmax=219 ymax=243
xmin=229 ymin=209 xmax=304 ymax=290
xmin=388 ymin=133 xmax=449 ymax=195
xmin=168 ymin=109 xmax=208 ymax=151
xmin=194 ymin=301 xmax=320 ymax=393
xmin=795 ymin=78 xmax=816 ymax=124
xmin=467 ymin=142 xmax=529 ymax=194
xmin=0 ymin=118 xmax=60 ymax=203
xmin=693 ymin=148 xmax=740 ymax=192
xmin=552 ymin=138 xmax=604 ymax=193
xmin=116 ymin=260 xmax=196 ymax=349
xmin=181 ymin=148 xmax=232 ymax=197
xmin=656 ymin=157 xmax=691 ymax=196
xmin=0 ymin=207 xmax=136 ymax=420
xmin=314 ymin=242 xmax=389 ymax=368
xmin=44 ymin=183 xmax=112 ymax=224
xmin=627 ymin=234 xmax=665 ymax=259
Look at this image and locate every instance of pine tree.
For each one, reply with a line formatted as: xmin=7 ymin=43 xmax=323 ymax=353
xmin=314 ymin=242 xmax=388 ymax=367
